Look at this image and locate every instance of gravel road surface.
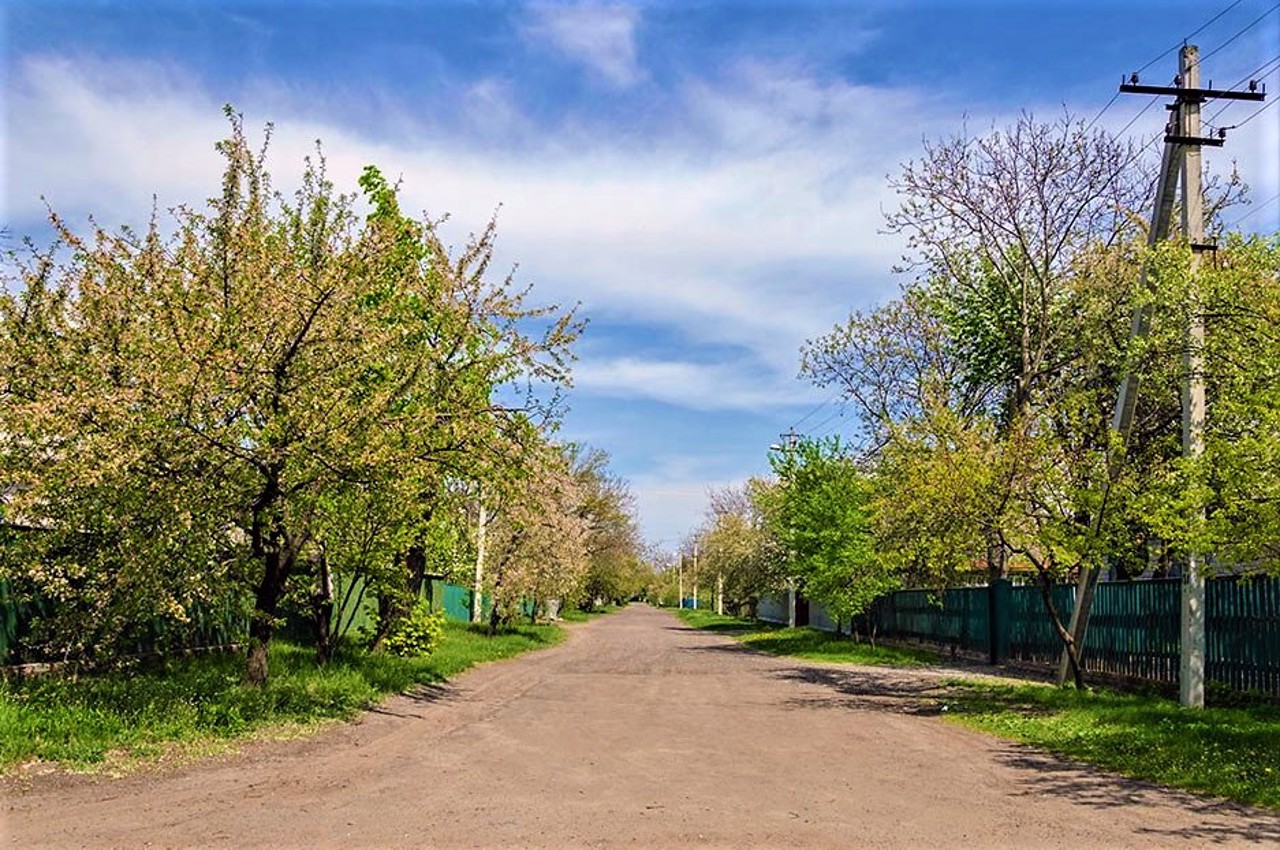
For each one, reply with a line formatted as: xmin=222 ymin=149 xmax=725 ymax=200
xmin=5 ymin=603 xmax=1279 ymax=848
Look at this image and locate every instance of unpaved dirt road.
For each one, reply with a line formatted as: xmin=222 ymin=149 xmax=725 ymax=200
xmin=5 ymin=604 xmax=1279 ymax=848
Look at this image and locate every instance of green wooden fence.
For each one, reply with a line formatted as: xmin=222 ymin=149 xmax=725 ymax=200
xmin=868 ymin=575 xmax=1280 ymax=697
xmin=1 ymin=577 xmax=491 ymax=665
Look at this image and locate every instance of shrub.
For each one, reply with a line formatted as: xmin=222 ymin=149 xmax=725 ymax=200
xmin=382 ymin=599 xmax=444 ymax=657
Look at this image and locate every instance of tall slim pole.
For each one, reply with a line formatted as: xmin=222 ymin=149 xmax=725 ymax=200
xmin=1179 ymin=44 xmax=1207 ymax=709
xmin=677 ymin=556 xmax=684 ymax=610
xmin=1056 ymin=119 xmax=1181 ymax=686
xmin=716 ymin=573 xmax=724 ymax=616
xmin=692 ymin=544 xmax=699 ymax=610
xmin=471 ymin=499 xmax=487 ymax=623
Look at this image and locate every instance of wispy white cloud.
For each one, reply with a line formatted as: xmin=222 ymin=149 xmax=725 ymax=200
xmin=628 ymin=454 xmax=743 ymax=550
xmin=5 ymin=53 xmax=936 ymax=403
xmin=521 ymin=1 xmax=643 ymax=87
xmin=572 ymin=356 xmax=814 ymax=411
xmin=12 ymin=33 xmax=1273 ymax=547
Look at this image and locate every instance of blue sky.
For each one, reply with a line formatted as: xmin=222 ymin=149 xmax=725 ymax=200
xmin=5 ymin=0 xmax=1279 ymax=552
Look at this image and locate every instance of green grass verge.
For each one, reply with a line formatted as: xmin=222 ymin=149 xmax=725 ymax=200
xmin=943 ymin=680 xmax=1280 ymax=809
xmin=558 ymin=603 xmax=622 ymax=623
xmin=0 ymin=620 xmax=563 ymax=773
xmin=676 ymin=609 xmax=938 ymax=666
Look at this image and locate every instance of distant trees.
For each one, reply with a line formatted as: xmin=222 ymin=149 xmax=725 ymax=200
xmin=695 ymin=481 xmax=783 ymax=616
xmin=0 ymin=111 xmax=642 ymax=683
xmin=763 ymin=438 xmax=896 ymax=632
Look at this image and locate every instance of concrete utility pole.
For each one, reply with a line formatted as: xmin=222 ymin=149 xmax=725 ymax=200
xmin=716 ymin=573 xmax=724 ymax=616
xmin=471 ymin=500 xmax=487 ymax=623
xmin=1179 ymin=45 xmax=1207 ymax=709
xmin=1100 ymin=46 xmax=1265 ymax=707
xmin=692 ymin=544 xmax=699 ymax=610
xmin=1056 ymin=100 xmax=1181 ymax=687
xmin=677 ymin=556 xmax=684 ymax=610
xmin=771 ymin=429 xmax=801 ymax=629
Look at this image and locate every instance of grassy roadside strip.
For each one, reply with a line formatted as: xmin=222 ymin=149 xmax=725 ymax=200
xmin=676 ymin=608 xmax=938 ymax=666
xmin=558 ymin=603 xmax=622 ymax=623
xmin=0 ymin=619 xmax=565 ymax=774
xmin=943 ymin=679 xmax=1280 ymax=810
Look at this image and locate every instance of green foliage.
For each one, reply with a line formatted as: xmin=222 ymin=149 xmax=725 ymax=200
xmin=558 ymin=603 xmax=621 ymax=623
xmin=1135 ymin=236 xmax=1280 ymax=570
xmin=0 ymin=113 xmax=583 ymax=683
xmin=381 ymin=599 xmax=444 ymax=657
xmin=0 ymin=621 xmax=562 ymax=771
xmin=765 ymin=437 xmax=897 ymax=621
xmin=568 ymin=445 xmax=648 ymax=608
xmin=945 ymin=680 xmax=1280 ymax=810
xmin=694 ymin=480 xmax=784 ymax=614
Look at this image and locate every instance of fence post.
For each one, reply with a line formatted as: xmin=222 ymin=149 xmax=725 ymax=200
xmin=988 ymin=578 xmax=1011 ymax=665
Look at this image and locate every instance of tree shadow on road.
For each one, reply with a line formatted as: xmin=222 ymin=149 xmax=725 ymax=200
xmin=992 ymin=746 xmax=1280 ymax=844
xmin=366 ymin=682 xmax=456 ymax=719
xmin=662 ymin=622 xmax=763 ymax=636
xmin=772 ymin=665 xmax=953 ymax=716
xmin=765 ymin=663 xmax=1280 ymax=841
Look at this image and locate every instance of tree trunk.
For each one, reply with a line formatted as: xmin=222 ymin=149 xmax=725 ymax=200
xmin=311 ymin=550 xmax=335 ymax=664
xmin=246 ymin=468 xmax=292 ymax=687
xmin=986 ymin=530 xmax=1007 ymax=580
xmin=372 ymin=549 xmax=421 ymax=652
xmin=406 ymin=546 xmax=427 ymax=597
xmin=1056 ymin=563 xmax=1103 ymax=686
xmin=1036 ymin=570 xmax=1087 ymax=689
xmin=245 ymin=546 xmax=292 ymax=687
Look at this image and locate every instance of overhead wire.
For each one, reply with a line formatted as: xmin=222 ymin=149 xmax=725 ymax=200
xmin=786 ymin=2 xmax=1273 ymax=454
xmin=1090 ymin=0 xmax=1248 ymax=133
xmin=1222 ymin=93 xmax=1280 ymax=128
xmin=1206 ymin=54 xmax=1280 ymax=127
xmin=1228 ymin=190 xmax=1280 ymax=227
xmin=1133 ymin=0 xmax=1244 ymax=76
xmin=1115 ymin=96 xmax=1163 ymax=139
xmin=1191 ymin=1 xmax=1280 ymax=70
xmin=789 ymin=396 xmax=834 ymax=431
xmin=805 ymin=406 xmax=844 ymax=437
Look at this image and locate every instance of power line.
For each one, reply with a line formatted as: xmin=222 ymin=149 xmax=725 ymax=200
xmin=1206 ymin=54 xmax=1280 ymax=126
xmin=1134 ymin=0 xmax=1244 ymax=75
xmin=1229 ymin=190 xmax=1280 ymax=227
xmin=1221 ymin=92 xmax=1280 ymax=128
xmin=806 ymin=407 xmax=843 ymax=435
xmin=789 ymin=396 xmax=834 ymax=431
xmin=1193 ymin=2 xmax=1280 ymax=70
xmin=1116 ymin=96 xmax=1162 ymax=139
xmin=1227 ymin=52 xmax=1280 ymax=90
xmin=1093 ymin=1 xmax=1248 ymax=131
xmin=1084 ymin=90 xmax=1123 ymax=133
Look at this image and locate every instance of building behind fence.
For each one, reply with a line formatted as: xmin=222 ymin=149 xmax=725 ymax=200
xmin=762 ymin=575 xmax=1280 ymax=698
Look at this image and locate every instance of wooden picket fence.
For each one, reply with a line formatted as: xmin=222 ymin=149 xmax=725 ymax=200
xmin=866 ymin=575 xmax=1280 ymax=697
